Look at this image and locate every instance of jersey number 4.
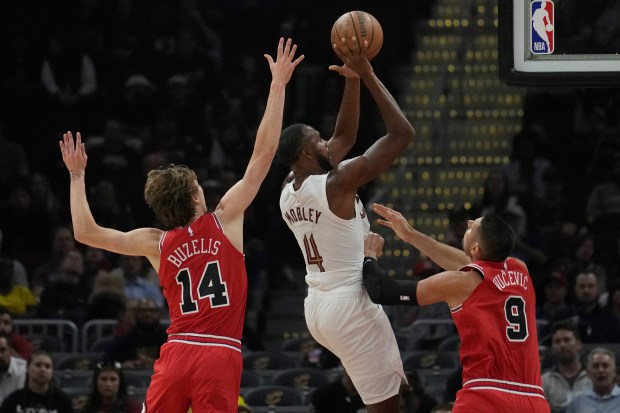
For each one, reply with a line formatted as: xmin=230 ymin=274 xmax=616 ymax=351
xmin=176 ymin=261 xmax=229 ymax=314
xmin=303 ymin=233 xmax=324 ymax=271
xmin=504 ymin=296 xmax=529 ymax=342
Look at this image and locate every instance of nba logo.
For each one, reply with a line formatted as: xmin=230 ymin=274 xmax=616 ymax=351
xmin=530 ymin=0 xmax=554 ymax=54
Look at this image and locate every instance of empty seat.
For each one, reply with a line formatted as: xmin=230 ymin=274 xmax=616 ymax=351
xmin=243 ymin=385 xmax=304 ymax=407
xmin=403 ymin=351 xmax=459 ymax=371
xmin=272 ymin=368 xmax=330 ymax=391
xmin=243 ymin=352 xmax=297 ymax=371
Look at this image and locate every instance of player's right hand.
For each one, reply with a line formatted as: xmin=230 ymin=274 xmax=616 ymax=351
xmin=372 ymin=203 xmax=414 ymax=241
xmin=264 ymin=37 xmax=305 ymax=85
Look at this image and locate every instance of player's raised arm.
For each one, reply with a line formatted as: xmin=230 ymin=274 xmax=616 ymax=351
xmin=372 ymin=203 xmax=470 ymax=271
xmin=325 ymin=59 xmax=361 ymax=165
xmin=59 ymin=131 xmax=161 ymax=261
xmin=332 ymin=39 xmax=414 ymax=190
xmin=216 ymin=38 xmax=303 ymax=223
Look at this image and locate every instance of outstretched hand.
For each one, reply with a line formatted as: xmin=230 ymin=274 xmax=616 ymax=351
xmin=332 ymin=37 xmax=373 ymax=78
xmin=328 ymin=64 xmax=360 ymax=79
xmin=59 ymin=131 xmax=87 ymax=176
xmin=264 ymin=37 xmax=305 ymax=85
xmin=364 ymin=232 xmax=384 ymax=259
xmin=372 ymin=203 xmax=414 ymax=241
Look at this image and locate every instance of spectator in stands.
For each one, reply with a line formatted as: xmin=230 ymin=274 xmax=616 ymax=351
xmin=399 ymin=369 xmax=437 ymax=413
xmin=607 ymin=284 xmax=620 ymax=325
xmin=80 ymin=361 xmax=141 ymax=413
xmin=0 ymin=253 xmax=36 ymax=316
xmin=0 ymin=182 xmax=54 ymax=275
xmin=542 ymin=320 xmax=592 ymax=413
xmin=572 ymin=271 xmax=620 ymax=343
xmin=567 ymin=347 xmax=620 ymax=413
xmin=569 ymin=234 xmax=608 ymax=303
xmin=471 ymin=169 xmax=528 ymax=235
xmin=310 ymin=366 xmax=364 ymax=413
xmin=31 ymin=225 xmax=77 ymax=297
xmin=0 ymin=333 xmax=26 ymax=404
xmin=0 ymin=350 xmax=74 ymax=413
xmin=110 ymin=255 xmax=165 ymax=308
xmin=586 ymin=152 xmax=620 ymax=224
xmin=29 ymin=172 xmax=67 ymax=226
xmin=39 ymin=30 xmax=98 ymax=130
xmin=0 ymin=229 xmax=29 ymax=288
xmin=0 ymin=123 xmax=29 ymax=190
xmin=37 ymin=249 xmax=89 ymax=325
xmin=536 ymin=271 xmax=573 ymax=342
xmin=0 ymin=308 xmax=31 ymax=360
xmin=86 ymin=271 xmax=127 ymax=322
xmin=501 ymin=127 xmax=551 ymax=202
xmin=101 ymin=298 xmax=167 ymax=370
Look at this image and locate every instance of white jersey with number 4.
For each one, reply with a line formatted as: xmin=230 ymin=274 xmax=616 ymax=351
xmin=280 ymin=174 xmax=370 ymax=291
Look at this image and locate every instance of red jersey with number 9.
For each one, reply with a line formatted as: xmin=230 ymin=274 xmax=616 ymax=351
xmin=158 ymin=213 xmax=247 ymax=350
xmin=451 ymin=258 xmax=545 ymax=398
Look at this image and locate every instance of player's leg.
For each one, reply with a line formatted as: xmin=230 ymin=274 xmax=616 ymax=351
xmin=314 ymin=291 xmax=404 ymax=412
xmin=366 ymin=393 xmax=401 ymax=413
xmin=143 ymin=343 xmax=191 ymax=413
xmin=189 ymin=346 xmax=242 ymax=413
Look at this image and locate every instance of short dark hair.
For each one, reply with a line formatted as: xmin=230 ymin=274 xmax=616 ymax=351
xmin=550 ymin=319 xmax=580 ymax=340
xmin=478 ymin=213 xmax=516 ymax=262
xmin=277 ymin=123 xmax=309 ymax=167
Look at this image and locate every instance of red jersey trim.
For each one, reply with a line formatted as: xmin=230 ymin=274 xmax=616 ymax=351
xmin=463 ymin=378 xmax=545 ymax=398
xmin=167 ymin=333 xmax=242 ymax=351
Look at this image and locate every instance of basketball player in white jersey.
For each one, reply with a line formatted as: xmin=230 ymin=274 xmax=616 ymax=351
xmin=277 ymin=39 xmax=415 ymax=413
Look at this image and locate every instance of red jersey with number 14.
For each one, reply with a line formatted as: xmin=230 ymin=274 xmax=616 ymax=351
xmin=158 ymin=213 xmax=247 ymax=351
xmin=452 ymin=258 xmax=544 ymax=399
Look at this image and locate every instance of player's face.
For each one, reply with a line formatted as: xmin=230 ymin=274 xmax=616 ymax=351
xmin=305 ymin=129 xmax=332 ymax=172
xmin=462 ymin=217 xmax=482 ymax=257
xmin=194 ymin=180 xmax=207 ymax=213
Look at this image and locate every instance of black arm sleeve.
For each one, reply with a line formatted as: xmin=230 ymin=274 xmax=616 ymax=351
xmin=362 ymin=257 xmax=419 ymax=306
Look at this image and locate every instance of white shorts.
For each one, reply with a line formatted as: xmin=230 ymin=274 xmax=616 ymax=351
xmin=305 ymin=286 xmax=406 ymax=405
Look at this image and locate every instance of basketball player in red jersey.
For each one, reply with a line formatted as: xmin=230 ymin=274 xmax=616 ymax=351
xmin=59 ymin=38 xmax=304 ymax=413
xmin=363 ymin=203 xmax=550 ymax=413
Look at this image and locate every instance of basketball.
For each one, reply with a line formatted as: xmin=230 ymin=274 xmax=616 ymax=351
xmin=331 ymin=11 xmax=383 ymax=61
xmin=545 ymin=23 xmax=553 ymax=31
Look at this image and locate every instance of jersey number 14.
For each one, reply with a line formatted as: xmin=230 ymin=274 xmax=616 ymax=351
xmin=176 ymin=260 xmax=230 ymax=314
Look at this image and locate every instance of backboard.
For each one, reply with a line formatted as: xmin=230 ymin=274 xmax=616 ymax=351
xmin=498 ymin=0 xmax=620 ymax=86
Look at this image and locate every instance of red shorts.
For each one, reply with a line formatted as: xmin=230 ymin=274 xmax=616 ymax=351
xmin=454 ymin=388 xmax=550 ymax=413
xmin=144 ymin=341 xmax=242 ymax=413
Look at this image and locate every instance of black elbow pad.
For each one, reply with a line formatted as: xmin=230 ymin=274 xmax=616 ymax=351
xmin=363 ymin=258 xmax=419 ymax=306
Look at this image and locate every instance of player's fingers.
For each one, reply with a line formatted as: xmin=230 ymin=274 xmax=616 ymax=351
xmin=291 ymin=54 xmax=304 ymax=65
xmin=264 ymin=54 xmax=274 ymax=65
xmin=283 ymin=38 xmax=292 ymax=56
xmin=377 ymin=219 xmax=392 ymax=228
xmin=277 ymin=37 xmax=284 ymax=55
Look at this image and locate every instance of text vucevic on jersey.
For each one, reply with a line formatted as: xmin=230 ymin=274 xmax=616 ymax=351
xmin=167 ymin=238 xmax=221 ymax=267
xmin=492 ymin=270 xmax=529 ymax=291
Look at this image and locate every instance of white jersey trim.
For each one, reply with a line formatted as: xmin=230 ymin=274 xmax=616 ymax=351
xmin=464 ymin=378 xmax=544 ymax=391
xmin=158 ymin=231 xmax=168 ymax=254
xmin=167 ymin=339 xmax=241 ymax=352
xmin=466 ymin=386 xmax=546 ymax=399
xmin=168 ymin=332 xmax=241 ymax=344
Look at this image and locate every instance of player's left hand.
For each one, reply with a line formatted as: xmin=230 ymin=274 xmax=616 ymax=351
xmin=59 ymin=131 xmax=88 ymax=176
xmin=328 ymin=64 xmax=360 ymax=79
xmin=364 ymin=231 xmax=384 ymax=259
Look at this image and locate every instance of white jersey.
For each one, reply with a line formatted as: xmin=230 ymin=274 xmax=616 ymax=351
xmin=280 ymin=174 xmax=370 ymax=291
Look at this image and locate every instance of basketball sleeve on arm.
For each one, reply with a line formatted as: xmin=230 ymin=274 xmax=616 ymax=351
xmin=363 ymin=257 xmax=419 ymax=306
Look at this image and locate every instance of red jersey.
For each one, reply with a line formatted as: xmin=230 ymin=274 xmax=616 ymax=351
xmin=158 ymin=213 xmax=247 ymax=352
xmin=452 ymin=258 xmax=544 ymax=399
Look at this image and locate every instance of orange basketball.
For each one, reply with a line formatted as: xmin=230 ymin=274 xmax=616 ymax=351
xmin=331 ymin=11 xmax=383 ymax=61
